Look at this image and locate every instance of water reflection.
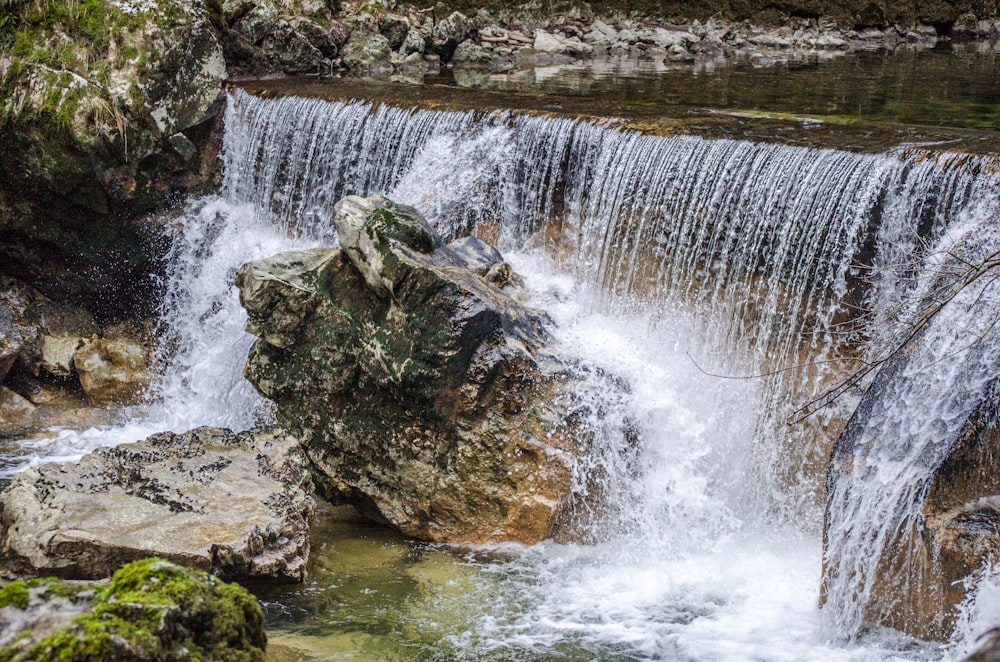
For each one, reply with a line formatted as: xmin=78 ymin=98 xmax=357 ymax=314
xmin=241 ymin=44 xmax=1000 ymax=153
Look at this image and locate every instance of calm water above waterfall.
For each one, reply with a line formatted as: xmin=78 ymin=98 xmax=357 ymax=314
xmin=6 ymin=50 xmax=1000 ymax=660
xmin=244 ymin=43 xmax=1000 ymax=152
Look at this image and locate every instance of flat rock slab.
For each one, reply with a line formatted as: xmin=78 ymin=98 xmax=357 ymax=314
xmin=0 ymin=426 xmax=314 ymax=582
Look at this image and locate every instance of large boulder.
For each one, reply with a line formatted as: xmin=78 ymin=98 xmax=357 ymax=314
xmin=0 ymin=558 xmax=266 ymax=661
xmin=0 ymin=426 xmax=314 ymax=582
xmin=237 ymin=195 xmax=626 ymax=544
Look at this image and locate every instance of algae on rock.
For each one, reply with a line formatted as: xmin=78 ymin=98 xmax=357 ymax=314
xmin=0 ymin=0 xmax=227 ymax=320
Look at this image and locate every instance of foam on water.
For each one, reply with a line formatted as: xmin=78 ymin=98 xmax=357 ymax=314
xmin=410 ymin=252 xmax=944 ymax=661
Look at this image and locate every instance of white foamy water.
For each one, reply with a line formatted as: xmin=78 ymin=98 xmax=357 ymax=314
xmin=430 ymin=253 xmax=943 ymax=661
xmin=5 ymin=90 xmax=1000 ymax=659
xmin=0 ymin=196 xmax=321 ymax=476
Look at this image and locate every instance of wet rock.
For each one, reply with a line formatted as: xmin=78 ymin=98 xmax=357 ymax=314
xmin=533 ymin=29 xmax=594 ymax=57
xmin=38 ymin=335 xmax=84 ymax=379
xmin=823 ymin=362 xmax=1000 ymax=640
xmin=237 ymin=195 xmax=624 ymax=544
xmin=0 ymin=386 xmax=35 ymax=434
xmin=0 ymin=426 xmax=314 ymax=582
xmin=72 ymin=338 xmax=151 ymax=405
xmin=0 ymin=559 xmax=266 ymax=661
xmin=0 ymin=307 xmax=30 ymax=385
xmin=167 ymin=131 xmax=198 ymax=161
xmin=2 ymin=374 xmax=77 ymax=406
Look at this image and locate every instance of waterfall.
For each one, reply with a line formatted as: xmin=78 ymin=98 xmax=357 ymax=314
xmin=821 ymin=177 xmax=1000 ymax=640
xmin=213 ymin=89 xmax=999 ymax=519
xmin=13 ymin=88 xmax=999 ymax=655
xmin=205 ymin=91 xmax=1000 ymax=648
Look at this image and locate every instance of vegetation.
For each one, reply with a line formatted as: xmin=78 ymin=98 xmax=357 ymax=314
xmin=0 ymin=559 xmax=267 ymax=662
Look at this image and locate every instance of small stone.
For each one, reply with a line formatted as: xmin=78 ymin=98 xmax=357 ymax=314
xmin=451 ymin=40 xmax=496 ymax=66
xmin=39 ymin=335 xmax=83 ymax=378
xmin=0 ymin=385 xmax=35 ymax=431
xmin=667 ymin=43 xmax=693 ymax=61
xmin=167 ymin=132 xmax=198 ymax=162
xmin=533 ymin=29 xmax=593 ymax=57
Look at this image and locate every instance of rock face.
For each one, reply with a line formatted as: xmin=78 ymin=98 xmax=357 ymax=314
xmin=237 ymin=195 xmax=609 ymax=544
xmin=967 ymin=628 xmax=1000 ymax=661
xmin=0 ymin=558 xmax=266 ymax=661
xmin=1 ymin=0 xmax=227 ymax=321
xmin=0 ymin=386 xmax=35 ymax=436
xmin=0 ymin=426 xmax=314 ymax=582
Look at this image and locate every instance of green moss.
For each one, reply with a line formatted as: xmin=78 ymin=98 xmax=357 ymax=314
xmin=367 ymin=203 xmax=440 ymax=254
xmin=13 ymin=559 xmax=266 ymax=662
xmin=0 ymin=582 xmax=30 ymax=610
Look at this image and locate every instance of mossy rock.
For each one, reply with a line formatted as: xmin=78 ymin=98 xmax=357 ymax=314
xmin=0 ymin=0 xmax=226 ymax=322
xmin=0 ymin=559 xmax=266 ymax=661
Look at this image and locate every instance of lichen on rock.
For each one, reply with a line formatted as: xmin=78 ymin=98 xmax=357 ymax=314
xmin=0 ymin=426 xmax=314 ymax=582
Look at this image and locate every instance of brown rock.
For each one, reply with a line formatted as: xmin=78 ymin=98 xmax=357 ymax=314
xmin=72 ymin=338 xmax=151 ymax=404
xmin=238 ymin=195 xmax=631 ymax=544
xmin=38 ymin=335 xmax=84 ymax=378
xmin=0 ymin=386 xmax=35 ymax=435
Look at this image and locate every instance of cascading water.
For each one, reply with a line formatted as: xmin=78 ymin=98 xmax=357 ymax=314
xmin=9 ymin=88 xmax=1000 ymax=659
xmin=822 ymin=189 xmax=1000 ymax=642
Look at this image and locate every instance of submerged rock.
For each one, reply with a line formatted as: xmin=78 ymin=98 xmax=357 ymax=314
xmin=237 ymin=195 xmax=619 ymax=544
xmin=0 ymin=426 xmax=314 ymax=582
xmin=0 ymin=558 xmax=266 ymax=661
